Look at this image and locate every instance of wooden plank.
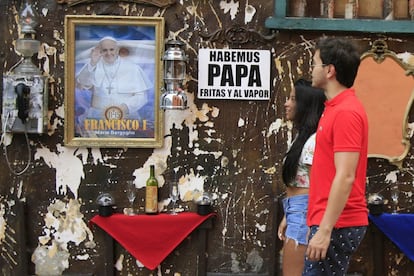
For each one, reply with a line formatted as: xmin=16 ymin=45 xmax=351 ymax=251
xmin=15 ymin=199 xmax=28 ymax=276
xmin=394 ymin=0 xmax=409 ymax=19
xmin=265 ymin=16 xmax=414 ymax=34
xmin=95 ymin=227 xmax=114 ymax=276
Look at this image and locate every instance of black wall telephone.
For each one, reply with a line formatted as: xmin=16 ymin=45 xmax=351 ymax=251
xmin=15 ymin=82 xmax=30 ymax=123
xmin=2 ymin=75 xmax=48 ymax=134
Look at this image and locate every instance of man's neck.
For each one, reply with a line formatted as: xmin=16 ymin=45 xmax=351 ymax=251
xmin=325 ymin=82 xmax=348 ymax=100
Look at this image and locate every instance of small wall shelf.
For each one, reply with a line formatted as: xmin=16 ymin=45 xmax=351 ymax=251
xmin=265 ymin=1 xmax=414 ymax=34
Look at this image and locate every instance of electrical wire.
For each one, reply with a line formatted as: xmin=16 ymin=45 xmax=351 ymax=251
xmin=5 ymin=57 xmax=24 ymax=75
xmin=1 ymin=111 xmax=32 ymax=176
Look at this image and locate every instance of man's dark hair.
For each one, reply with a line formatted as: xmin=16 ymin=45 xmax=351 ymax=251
xmin=282 ymin=79 xmax=326 ymax=186
xmin=315 ymin=37 xmax=361 ymax=88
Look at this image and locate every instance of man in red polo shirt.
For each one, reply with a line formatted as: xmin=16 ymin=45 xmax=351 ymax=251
xmin=304 ymin=37 xmax=368 ymax=275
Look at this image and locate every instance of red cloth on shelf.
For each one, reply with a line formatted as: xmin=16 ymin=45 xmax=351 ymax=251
xmin=90 ymin=212 xmax=215 ymax=270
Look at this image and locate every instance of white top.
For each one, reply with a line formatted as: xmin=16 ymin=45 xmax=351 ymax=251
xmin=290 ymin=132 xmax=316 ymax=188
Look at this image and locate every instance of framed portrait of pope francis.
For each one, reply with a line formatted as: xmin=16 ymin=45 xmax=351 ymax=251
xmin=64 ymin=15 xmax=164 ymax=148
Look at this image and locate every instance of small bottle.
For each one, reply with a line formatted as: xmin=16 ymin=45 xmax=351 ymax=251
xmin=145 ymin=165 xmax=158 ymax=214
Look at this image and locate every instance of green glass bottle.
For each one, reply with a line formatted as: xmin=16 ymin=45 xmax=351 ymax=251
xmin=145 ymin=165 xmax=158 ymax=214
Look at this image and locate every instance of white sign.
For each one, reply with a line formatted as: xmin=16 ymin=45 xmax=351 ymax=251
xmin=198 ymin=48 xmax=271 ymax=100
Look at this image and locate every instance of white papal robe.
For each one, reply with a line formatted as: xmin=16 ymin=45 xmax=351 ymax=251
xmin=76 ymin=57 xmax=152 ymax=120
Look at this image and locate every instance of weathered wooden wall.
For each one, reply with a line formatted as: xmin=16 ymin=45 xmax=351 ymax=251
xmin=1 ymin=0 xmax=414 ymax=275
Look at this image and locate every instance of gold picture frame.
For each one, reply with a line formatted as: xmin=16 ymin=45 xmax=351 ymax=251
xmin=354 ymin=39 xmax=414 ymax=166
xmin=64 ymin=15 xmax=164 ymax=148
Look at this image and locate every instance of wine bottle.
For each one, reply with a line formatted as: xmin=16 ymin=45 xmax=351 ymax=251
xmin=145 ymin=165 xmax=158 ymax=214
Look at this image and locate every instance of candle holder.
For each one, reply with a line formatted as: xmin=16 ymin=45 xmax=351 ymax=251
xmin=196 ymin=192 xmax=213 ymax=215
xmin=368 ymin=193 xmax=384 ymax=216
xmin=96 ymin=192 xmax=116 ymax=217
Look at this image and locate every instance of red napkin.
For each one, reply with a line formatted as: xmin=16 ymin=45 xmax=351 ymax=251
xmin=90 ymin=212 xmax=216 ymax=270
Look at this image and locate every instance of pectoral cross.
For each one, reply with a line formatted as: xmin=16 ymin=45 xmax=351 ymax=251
xmin=106 ymin=84 xmax=114 ymax=94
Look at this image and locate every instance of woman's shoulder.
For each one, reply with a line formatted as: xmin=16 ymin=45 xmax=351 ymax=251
xmin=305 ymin=133 xmax=316 ymax=146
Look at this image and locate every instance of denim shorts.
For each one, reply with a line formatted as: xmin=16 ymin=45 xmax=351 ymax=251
xmin=282 ymin=194 xmax=309 ymax=245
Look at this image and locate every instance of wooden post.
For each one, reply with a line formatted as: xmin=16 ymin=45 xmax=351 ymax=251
xmin=95 ymin=227 xmax=115 ymax=276
xmin=359 ymin=0 xmax=383 ymax=18
xmin=370 ymin=223 xmax=385 ymax=276
xmin=410 ymin=0 xmax=414 ymax=19
xmin=321 ymin=0 xmax=335 ymax=18
xmin=196 ymin=217 xmax=214 ymax=276
xmin=383 ymin=0 xmax=394 ymax=19
xmin=345 ymin=0 xmax=358 ymax=19
xmin=394 ymin=0 xmax=409 ymax=19
xmin=289 ymin=0 xmax=307 ymax=17
xmin=16 ymin=199 xmax=28 ymax=276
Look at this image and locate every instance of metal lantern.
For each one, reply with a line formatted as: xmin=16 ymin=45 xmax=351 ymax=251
xmin=2 ymin=1 xmax=48 ymax=134
xmin=19 ymin=1 xmax=38 ymax=34
xmin=160 ymin=40 xmax=188 ymax=110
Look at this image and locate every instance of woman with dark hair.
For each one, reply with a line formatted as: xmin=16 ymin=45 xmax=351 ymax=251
xmin=278 ymin=78 xmax=326 ymax=275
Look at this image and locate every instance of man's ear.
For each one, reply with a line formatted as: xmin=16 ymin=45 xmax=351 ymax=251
xmin=326 ymin=64 xmax=336 ymax=79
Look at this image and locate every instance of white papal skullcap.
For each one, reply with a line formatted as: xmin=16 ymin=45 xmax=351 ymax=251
xmin=99 ymin=36 xmax=118 ymax=44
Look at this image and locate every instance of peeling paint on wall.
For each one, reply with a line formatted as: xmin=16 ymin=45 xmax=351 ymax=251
xmin=0 ymin=196 xmax=22 ymax=271
xmin=385 ymin=170 xmax=398 ymax=183
xmin=6 ymin=1 xmax=414 ymax=274
xmin=244 ymin=2 xmax=256 ymax=24
xmin=0 ymin=203 xmax=6 ymax=245
xmin=32 ymin=241 xmax=70 ymax=275
xmin=115 ymin=253 xmax=125 ymax=271
xmin=246 ymin=248 xmax=264 ymax=272
xmin=133 ymin=90 xmax=223 ymax=204
xmin=34 ymin=145 xmax=86 ymax=198
xmin=220 ymin=0 xmax=239 ymax=20
xmin=32 ymin=199 xmax=95 ymax=275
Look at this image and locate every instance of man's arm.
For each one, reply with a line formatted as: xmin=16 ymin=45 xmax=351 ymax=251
xmin=76 ymin=46 xmax=101 ymax=89
xmin=305 ymin=151 xmax=360 ymax=261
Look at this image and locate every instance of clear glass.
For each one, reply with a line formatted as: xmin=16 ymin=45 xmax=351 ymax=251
xmin=390 ymin=185 xmax=399 ymax=214
xmin=169 ymin=180 xmax=179 ymax=215
xmin=125 ymin=180 xmax=136 ymax=215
